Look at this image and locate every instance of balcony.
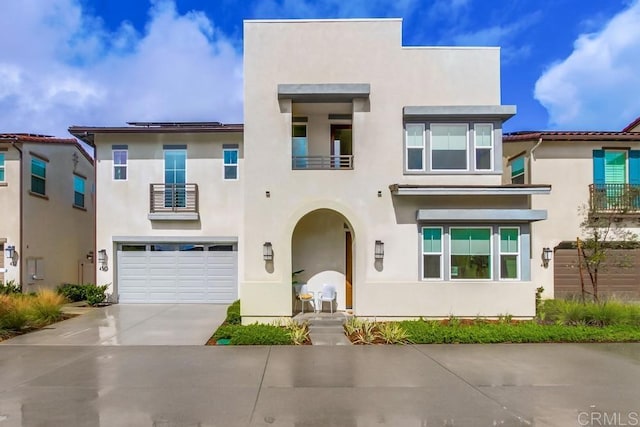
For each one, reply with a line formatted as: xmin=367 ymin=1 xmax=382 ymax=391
xmin=148 ymin=183 xmax=199 ymax=220
xmin=589 ymin=184 xmax=640 ymax=214
xmin=292 ymin=155 xmax=353 ymax=170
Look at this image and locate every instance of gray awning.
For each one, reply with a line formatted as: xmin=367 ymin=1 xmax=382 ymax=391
xmin=403 ymin=105 xmax=516 ymax=121
xmin=278 ymin=83 xmax=370 ymax=102
xmin=417 ymin=209 xmax=547 ymax=222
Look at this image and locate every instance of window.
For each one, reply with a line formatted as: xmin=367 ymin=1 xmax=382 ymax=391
xmin=292 ymin=124 xmax=308 ymax=169
xmin=450 ymin=228 xmax=491 ymax=279
xmin=511 ymin=156 xmax=525 ymax=184
xmin=431 ymin=124 xmax=468 ymax=170
xmin=31 ymin=158 xmax=46 ymax=195
xmin=223 ymin=148 xmax=238 ymax=180
xmin=422 ymin=227 xmax=442 ymax=279
xmin=113 ymin=149 xmax=128 ymax=180
xmin=164 ymin=149 xmax=186 ymax=208
xmin=604 ymin=150 xmax=627 ymax=184
xmin=0 ymin=153 xmax=5 ymax=182
xmin=474 ymin=124 xmax=493 ymax=170
xmin=406 ymin=124 xmax=425 ymax=171
xmin=500 ymin=227 xmax=520 ymax=280
xmin=73 ymin=175 xmax=86 ymax=208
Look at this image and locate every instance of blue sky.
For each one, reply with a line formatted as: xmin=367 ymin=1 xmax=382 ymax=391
xmin=1 ymin=0 xmax=639 ymax=138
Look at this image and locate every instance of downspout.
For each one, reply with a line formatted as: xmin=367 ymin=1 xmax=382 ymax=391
xmin=530 ymin=136 xmax=543 ymax=161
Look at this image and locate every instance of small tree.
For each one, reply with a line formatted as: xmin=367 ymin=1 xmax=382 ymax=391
xmin=577 ymin=206 xmax=638 ymax=303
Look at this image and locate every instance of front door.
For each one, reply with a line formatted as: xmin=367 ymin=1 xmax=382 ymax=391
xmin=164 ymin=149 xmax=186 ymax=208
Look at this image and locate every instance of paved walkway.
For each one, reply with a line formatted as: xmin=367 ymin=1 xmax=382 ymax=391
xmin=0 ymin=343 xmax=638 ymax=426
xmin=0 ymin=304 xmax=228 ymax=346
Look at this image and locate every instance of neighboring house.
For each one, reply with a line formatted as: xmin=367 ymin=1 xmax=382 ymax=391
xmin=0 ymin=134 xmax=95 ymax=289
xmin=503 ymin=117 xmax=640 ymax=299
xmin=70 ymin=19 xmax=551 ymax=319
xmin=68 ymin=122 xmax=244 ymax=303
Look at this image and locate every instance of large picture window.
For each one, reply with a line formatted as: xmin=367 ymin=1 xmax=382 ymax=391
xmin=406 ymin=124 xmax=425 ymax=171
xmin=500 ymin=227 xmax=520 ymax=279
xmin=431 ymin=124 xmax=468 ymax=170
xmin=450 ymin=228 xmax=491 ymax=279
xmin=422 ymin=227 xmax=442 ymax=279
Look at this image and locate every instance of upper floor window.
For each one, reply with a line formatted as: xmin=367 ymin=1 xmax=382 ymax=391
xmin=113 ymin=148 xmax=128 ymax=180
xmin=292 ymin=124 xmax=308 ymax=169
xmin=0 ymin=153 xmax=5 ymax=182
xmin=474 ymin=124 xmax=493 ymax=170
xmin=73 ymin=174 xmax=86 ymax=208
xmin=31 ymin=157 xmax=46 ymax=196
xmin=223 ymin=148 xmax=239 ymax=180
xmin=430 ymin=124 xmax=468 ymax=170
xmin=406 ymin=124 xmax=425 ymax=171
xmin=510 ymin=156 xmax=525 ymax=184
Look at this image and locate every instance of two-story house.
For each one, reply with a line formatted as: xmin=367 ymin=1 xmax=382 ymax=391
xmin=0 ymin=134 xmax=95 ymax=289
xmin=70 ymin=19 xmax=550 ymax=320
xmin=503 ymin=117 xmax=640 ymax=299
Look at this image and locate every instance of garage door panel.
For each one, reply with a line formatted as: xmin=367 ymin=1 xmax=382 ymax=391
xmin=117 ymin=245 xmax=238 ymax=303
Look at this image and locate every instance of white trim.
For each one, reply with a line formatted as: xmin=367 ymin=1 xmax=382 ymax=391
xmin=474 ymin=123 xmax=493 ymax=171
xmin=421 ymin=226 xmax=443 ymax=280
xmin=449 ymin=226 xmax=493 ymax=281
xmin=113 ymin=149 xmax=128 ymax=181
xmin=499 ymin=226 xmax=520 ymax=281
xmin=223 ymin=148 xmax=239 ymax=181
xmin=429 ymin=123 xmax=469 ymax=172
xmin=405 ymin=123 xmax=425 ymax=172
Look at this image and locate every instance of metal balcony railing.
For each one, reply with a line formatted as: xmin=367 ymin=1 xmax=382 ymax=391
xmin=150 ymin=183 xmax=199 ymax=213
xmin=589 ymin=184 xmax=640 ymax=212
xmin=292 ymin=155 xmax=353 ymax=170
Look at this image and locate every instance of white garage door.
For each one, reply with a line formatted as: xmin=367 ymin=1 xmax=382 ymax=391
xmin=117 ymin=243 xmax=238 ymax=303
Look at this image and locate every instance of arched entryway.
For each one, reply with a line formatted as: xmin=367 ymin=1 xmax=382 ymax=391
xmin=291 ymin=208 xmax=355 ymax=313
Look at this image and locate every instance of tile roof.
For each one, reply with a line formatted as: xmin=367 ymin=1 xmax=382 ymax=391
xmin=622 ymin=116 xmax=640 ymax=132
xmin=503 ymin=131 xmax=640 ymax=142
xmin=0 ymin=133 xmax=93 ymax=164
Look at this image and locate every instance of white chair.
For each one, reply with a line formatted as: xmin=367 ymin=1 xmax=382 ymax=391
xmin=317 ymin=284 xmax=337 ymax=313
xmin=294 ymin=284 xmax=315 ymax=314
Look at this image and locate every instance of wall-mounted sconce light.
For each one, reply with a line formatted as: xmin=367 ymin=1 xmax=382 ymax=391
xmin=98 ymin=249 xmax=108 ymax=271
xmin=377 ymin=190 xmax=382 ymax=198
xmin=542 ymin=247 xmax=552 ymax=268
xmin=375 ymin=240 xmax=384 ymax=260
xmin=86 ymin=251 xmax=94 ymax=263
xmin=5 ymin=245 xmax=15 ymax=260
xmin=263 ymin=242 xmax=273 ymax=261
xmin=265 ymin=191 xmax=271 ymax=198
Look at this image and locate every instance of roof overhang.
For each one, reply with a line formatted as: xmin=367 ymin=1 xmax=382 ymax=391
xmin=417 ymin=209 xmax=547 ymax=222
xmin=278 ymin=83 xmax=370 ymax=102
xmin=403 ymin=105 xmax=516 ymax=122
xmin=389 ymin=184 xmax=551 ymax=196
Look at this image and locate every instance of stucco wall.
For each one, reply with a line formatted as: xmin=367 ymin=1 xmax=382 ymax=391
xmin=0 ymin=144 xmax=21 ymax=284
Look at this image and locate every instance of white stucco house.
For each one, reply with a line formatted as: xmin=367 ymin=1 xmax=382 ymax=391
xmin=70 ymin=19 xmax=551 ymax=321
xmin=0 ymin=133 xmax=95 ymax=289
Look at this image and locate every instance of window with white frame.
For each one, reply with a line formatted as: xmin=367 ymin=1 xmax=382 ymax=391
xmin=0 ymin=153 xmax=5 ymax=182
xmin=405 ymin=123 xmax=425 ymax=171
xmin=113 ymin=149 xmax=128 ymax=180
xmin=474 ymin=124 xmax=493 ymax=170
xmin=422 ymin=227 xmax=443 ymax=279
xmin=500 ymin=227 xmax=520 ymax=279
xmin=450 ymin=227 xmax=491 ymax=279
xmin=511 ymin=156 xmax=525 ymax=184
xmin=223 ymin=148 xmax=239 ymax=180
xmin=431 ymin=124 xmax=468 ymax=170
xmin=31 ymin=157 xmax=46 ymax=195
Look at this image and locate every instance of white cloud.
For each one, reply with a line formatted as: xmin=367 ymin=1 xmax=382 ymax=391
xmin=534 ymin=1 xmax=640 ymax=130
xmin=0 ymin=0 xmax=243 ymax=138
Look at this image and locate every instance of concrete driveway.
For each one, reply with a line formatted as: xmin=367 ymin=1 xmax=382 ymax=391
xmin=0 ymin=343 xmax=638 ymax=426
xmin=0 ymin=304 xmax=228 ymax=346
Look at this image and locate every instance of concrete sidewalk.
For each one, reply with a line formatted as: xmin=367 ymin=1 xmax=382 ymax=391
xmin=0 ymin=304 xmax=228 ymax=346
xmin=0 ymin=343 xmax=638 ymax=426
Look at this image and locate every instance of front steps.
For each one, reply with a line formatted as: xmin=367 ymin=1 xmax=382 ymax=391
xmin=295 ymin=312 xmax=352 ymax=345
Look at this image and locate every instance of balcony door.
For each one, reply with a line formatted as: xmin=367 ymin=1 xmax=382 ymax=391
xmin=292 ymin=124 xmax=308 ymax=169
xmin=331 ymin=125 xmax=352 ymax=168
xmin=164 ymin=148 xmax=186 ymax=208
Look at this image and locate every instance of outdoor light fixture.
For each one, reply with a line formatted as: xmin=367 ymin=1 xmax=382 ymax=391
xmin=263 ymin=242 xmax=273 ymax=261
xmin=86 ymin=251 xmax=94 ymax=263
xmin=98 ymin=249 xmax=108 ymax=271
xmin=5 ymin=245 xmax=15 ymax=260
xmin=542 ymin=247 xmax=552 ymax=268
xmin=375 ymin=240 xmax=384 ymax=260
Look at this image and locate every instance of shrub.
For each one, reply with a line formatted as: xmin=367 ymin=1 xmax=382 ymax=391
xmin=539 ymin=299 xmax=640 ymax=326
xmin=229 ymin=324 xmax=292 ymax=345
xmin=0 ymin=280 xmax=22 ymax=295
xmin=351 ymin=319 xmax=377 ymax=344
xmin=0 ymin=295 xmax=31 ymax=331
xmin=29 ymin=290 xmax=65 ymax=326
xmin=211 ymin=324 xmax=243 ymax=341
xmin=85 ymin=284 xmax=108 ymax=306
xmin=377 ymin=322 xmax=410 ymax=344
xmin=57 ymin=283 xmax=87 ymax=302
xmin=226 ymin=300 xmax=241 ymax=324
